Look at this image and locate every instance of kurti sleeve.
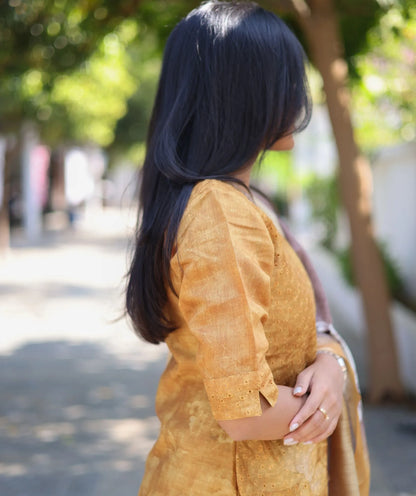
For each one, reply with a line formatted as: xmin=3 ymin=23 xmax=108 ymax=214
xmin=174 ymin=184 xmax=279 ymax=421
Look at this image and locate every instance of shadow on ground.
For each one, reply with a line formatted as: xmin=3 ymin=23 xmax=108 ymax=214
xmin=364 ymin=402 xmax=416 ymax=496
xmin=1 ymin=341 xmax=416 ymax=496
xmin=0 ymin=341 xmax=165 ymax=496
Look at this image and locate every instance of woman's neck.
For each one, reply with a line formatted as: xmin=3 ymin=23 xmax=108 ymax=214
xmin=230 ymin=156 xmax=257 ymax=187
xmin=232 ymin=167 xmax=252 ymax=187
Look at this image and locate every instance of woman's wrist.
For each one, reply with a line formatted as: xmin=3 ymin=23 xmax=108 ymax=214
xmin=316 ymin=349 xmax=348 ymax=385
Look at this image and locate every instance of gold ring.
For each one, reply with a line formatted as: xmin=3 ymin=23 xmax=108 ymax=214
xmin=318 ymin=407 xmax=330 ymax=421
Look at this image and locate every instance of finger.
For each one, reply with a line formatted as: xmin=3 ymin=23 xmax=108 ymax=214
xmin=292 ymin=368 xmax=314 ymax=396
xmin=285 ymin=412 xmax=325 ymax=443
xmin=299 ymin=414 xmax=331 ymax=442
xmin=306 ymin=418 xmax=338 ymax=444
xmin=309 ymin=404 xmax=341 ymax=440
xmin=286 ymin=408 xmax=334 ymax=444
xmin=303 ymin=404 xmax=341 ymax=439
xmin=291 ymin=379 xmax=342 ymax=432
xmin=289 ymin=391 xmax=322 ymax=432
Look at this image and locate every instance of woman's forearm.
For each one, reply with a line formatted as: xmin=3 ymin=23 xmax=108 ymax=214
xmin=217 ymin=385 xmax=306 ymax=441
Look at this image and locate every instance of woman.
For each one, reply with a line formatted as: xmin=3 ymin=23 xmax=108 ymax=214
xmin=126 ymin=2 xmax=368 ymax=494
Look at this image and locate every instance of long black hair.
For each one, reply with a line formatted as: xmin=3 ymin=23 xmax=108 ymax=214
xmin=126 ymin=0 xmax=312 ymax=344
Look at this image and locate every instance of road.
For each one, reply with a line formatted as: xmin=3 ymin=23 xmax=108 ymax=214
xmin=0 ymin=207 xmax=415 ymax=496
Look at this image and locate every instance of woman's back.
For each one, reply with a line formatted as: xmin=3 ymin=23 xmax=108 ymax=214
xmin=138 ymin=180 xmax=327 ymax=496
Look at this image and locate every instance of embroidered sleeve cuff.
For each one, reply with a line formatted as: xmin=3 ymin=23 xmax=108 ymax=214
xmin=204 ymin=369 xmax=278 ymax=421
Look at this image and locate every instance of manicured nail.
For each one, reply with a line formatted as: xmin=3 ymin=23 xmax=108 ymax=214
xmin=289 ymin=423 xmax=299 ymax=432
xmin=283 ymin=438 xmax=298 ymax=446
xmin=293 ymin=387 xmax=303 ymax=395
xmin=302 ymin=441 xmax=313 ymax=445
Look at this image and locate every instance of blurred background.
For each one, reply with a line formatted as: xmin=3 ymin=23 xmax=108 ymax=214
xmin=0 ymin=0 xmax=415 ymax=495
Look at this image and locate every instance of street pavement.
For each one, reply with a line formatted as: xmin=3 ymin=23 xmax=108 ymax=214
xmin=0 ymin=207 xmax=415 ymax=496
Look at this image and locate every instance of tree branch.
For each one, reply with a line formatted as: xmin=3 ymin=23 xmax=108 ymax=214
xmin=288 ymin=0 xmax=311 ymax=18
xmin=259 ymin=0 xmax=296 ymax=15
xmin=262 ymin=0 xmax=311 ymax=20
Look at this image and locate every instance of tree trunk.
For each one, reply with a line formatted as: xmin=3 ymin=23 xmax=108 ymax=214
xmin=48 ymin=147 xmax=66 ymax=213
xmin=284 ymin=0 xmax=404 ymax=401
xmin=0 ymin=138 xmax=15 ymax=254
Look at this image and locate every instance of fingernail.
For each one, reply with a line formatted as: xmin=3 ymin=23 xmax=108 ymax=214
xmin=289 ymin=423 xmax=299 ymax=432
xmin=302 ymin=441 xmax=313 ymax=445
xmin=293 ymin=387 xmax=303 ymax=395
xmin=283 ymin=438 xmax=298 ymax=446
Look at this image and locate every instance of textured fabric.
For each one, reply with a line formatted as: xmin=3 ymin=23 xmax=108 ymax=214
xmin=320 ymin=341 xmax=370 ymax=496
xmin=138 ymin=180 xmax=328 ymax=496
xmin=254 ymin=191 xmax=370 ymax=496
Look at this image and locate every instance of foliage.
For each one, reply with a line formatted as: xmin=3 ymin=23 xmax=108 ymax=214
xmin=305 ymin=172 xmax=407 ymax=301
xmin=136 ymin=0 xmax=198 ymax=48
xmin=304 ymin=174 xmax=340 ymax=250
xmin=0 ymin=0 xmax=145 ymax=146
xmin=253 ymin=151 xmax=293 ymax=188
xmin=0 ymin=0 xmax=142 ymax=77
xmin=46 ymin=21 xmax=138 ymax=146
xmin=337 ymin=242 xmax=404 ymax=298
xmin=110 ymin=28 xmax=161 ymax=158
xmin=133 ymin=0 xmax=390 ymax=71
xmin=1 ymin=0 xmax=414 ymax=156
xmin=335 ymin=0 xmax=385 ymax=76
xmin=352 ymin=4 xmax=416 ymax=149
xmin=250 ymin=151 xmax=294 ymax=216
xmin=127 ymin=0 xmax=413 ymax=154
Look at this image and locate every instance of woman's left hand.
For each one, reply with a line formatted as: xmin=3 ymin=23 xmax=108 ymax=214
xmin=283 ymin=351 xmax=344 ymax=446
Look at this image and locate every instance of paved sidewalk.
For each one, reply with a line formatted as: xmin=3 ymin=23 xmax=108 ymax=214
xmin=0 ymin=208 xmax=415 ymax=496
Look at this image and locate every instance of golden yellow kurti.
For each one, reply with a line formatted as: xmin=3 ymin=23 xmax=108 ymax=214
xmin=138 ymin=179 xmax=327 ymax=496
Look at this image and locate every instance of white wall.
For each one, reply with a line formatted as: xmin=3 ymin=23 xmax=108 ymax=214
xmin=309 ymin=246 xmax=416 ymax=395
xmin=372 ymin=142 xmax=416 ymax=299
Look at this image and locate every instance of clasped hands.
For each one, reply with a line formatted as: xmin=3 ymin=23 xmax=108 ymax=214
xmin=283 ymin=351 xmax=345 ymax=446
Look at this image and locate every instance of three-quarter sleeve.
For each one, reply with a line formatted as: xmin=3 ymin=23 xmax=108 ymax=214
xmin=173 ymin=183 xmax=279 ymax=420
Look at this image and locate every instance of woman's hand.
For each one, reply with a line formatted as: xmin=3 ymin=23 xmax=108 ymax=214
xmin=282 ymin=352 xmax=344 ymax=446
